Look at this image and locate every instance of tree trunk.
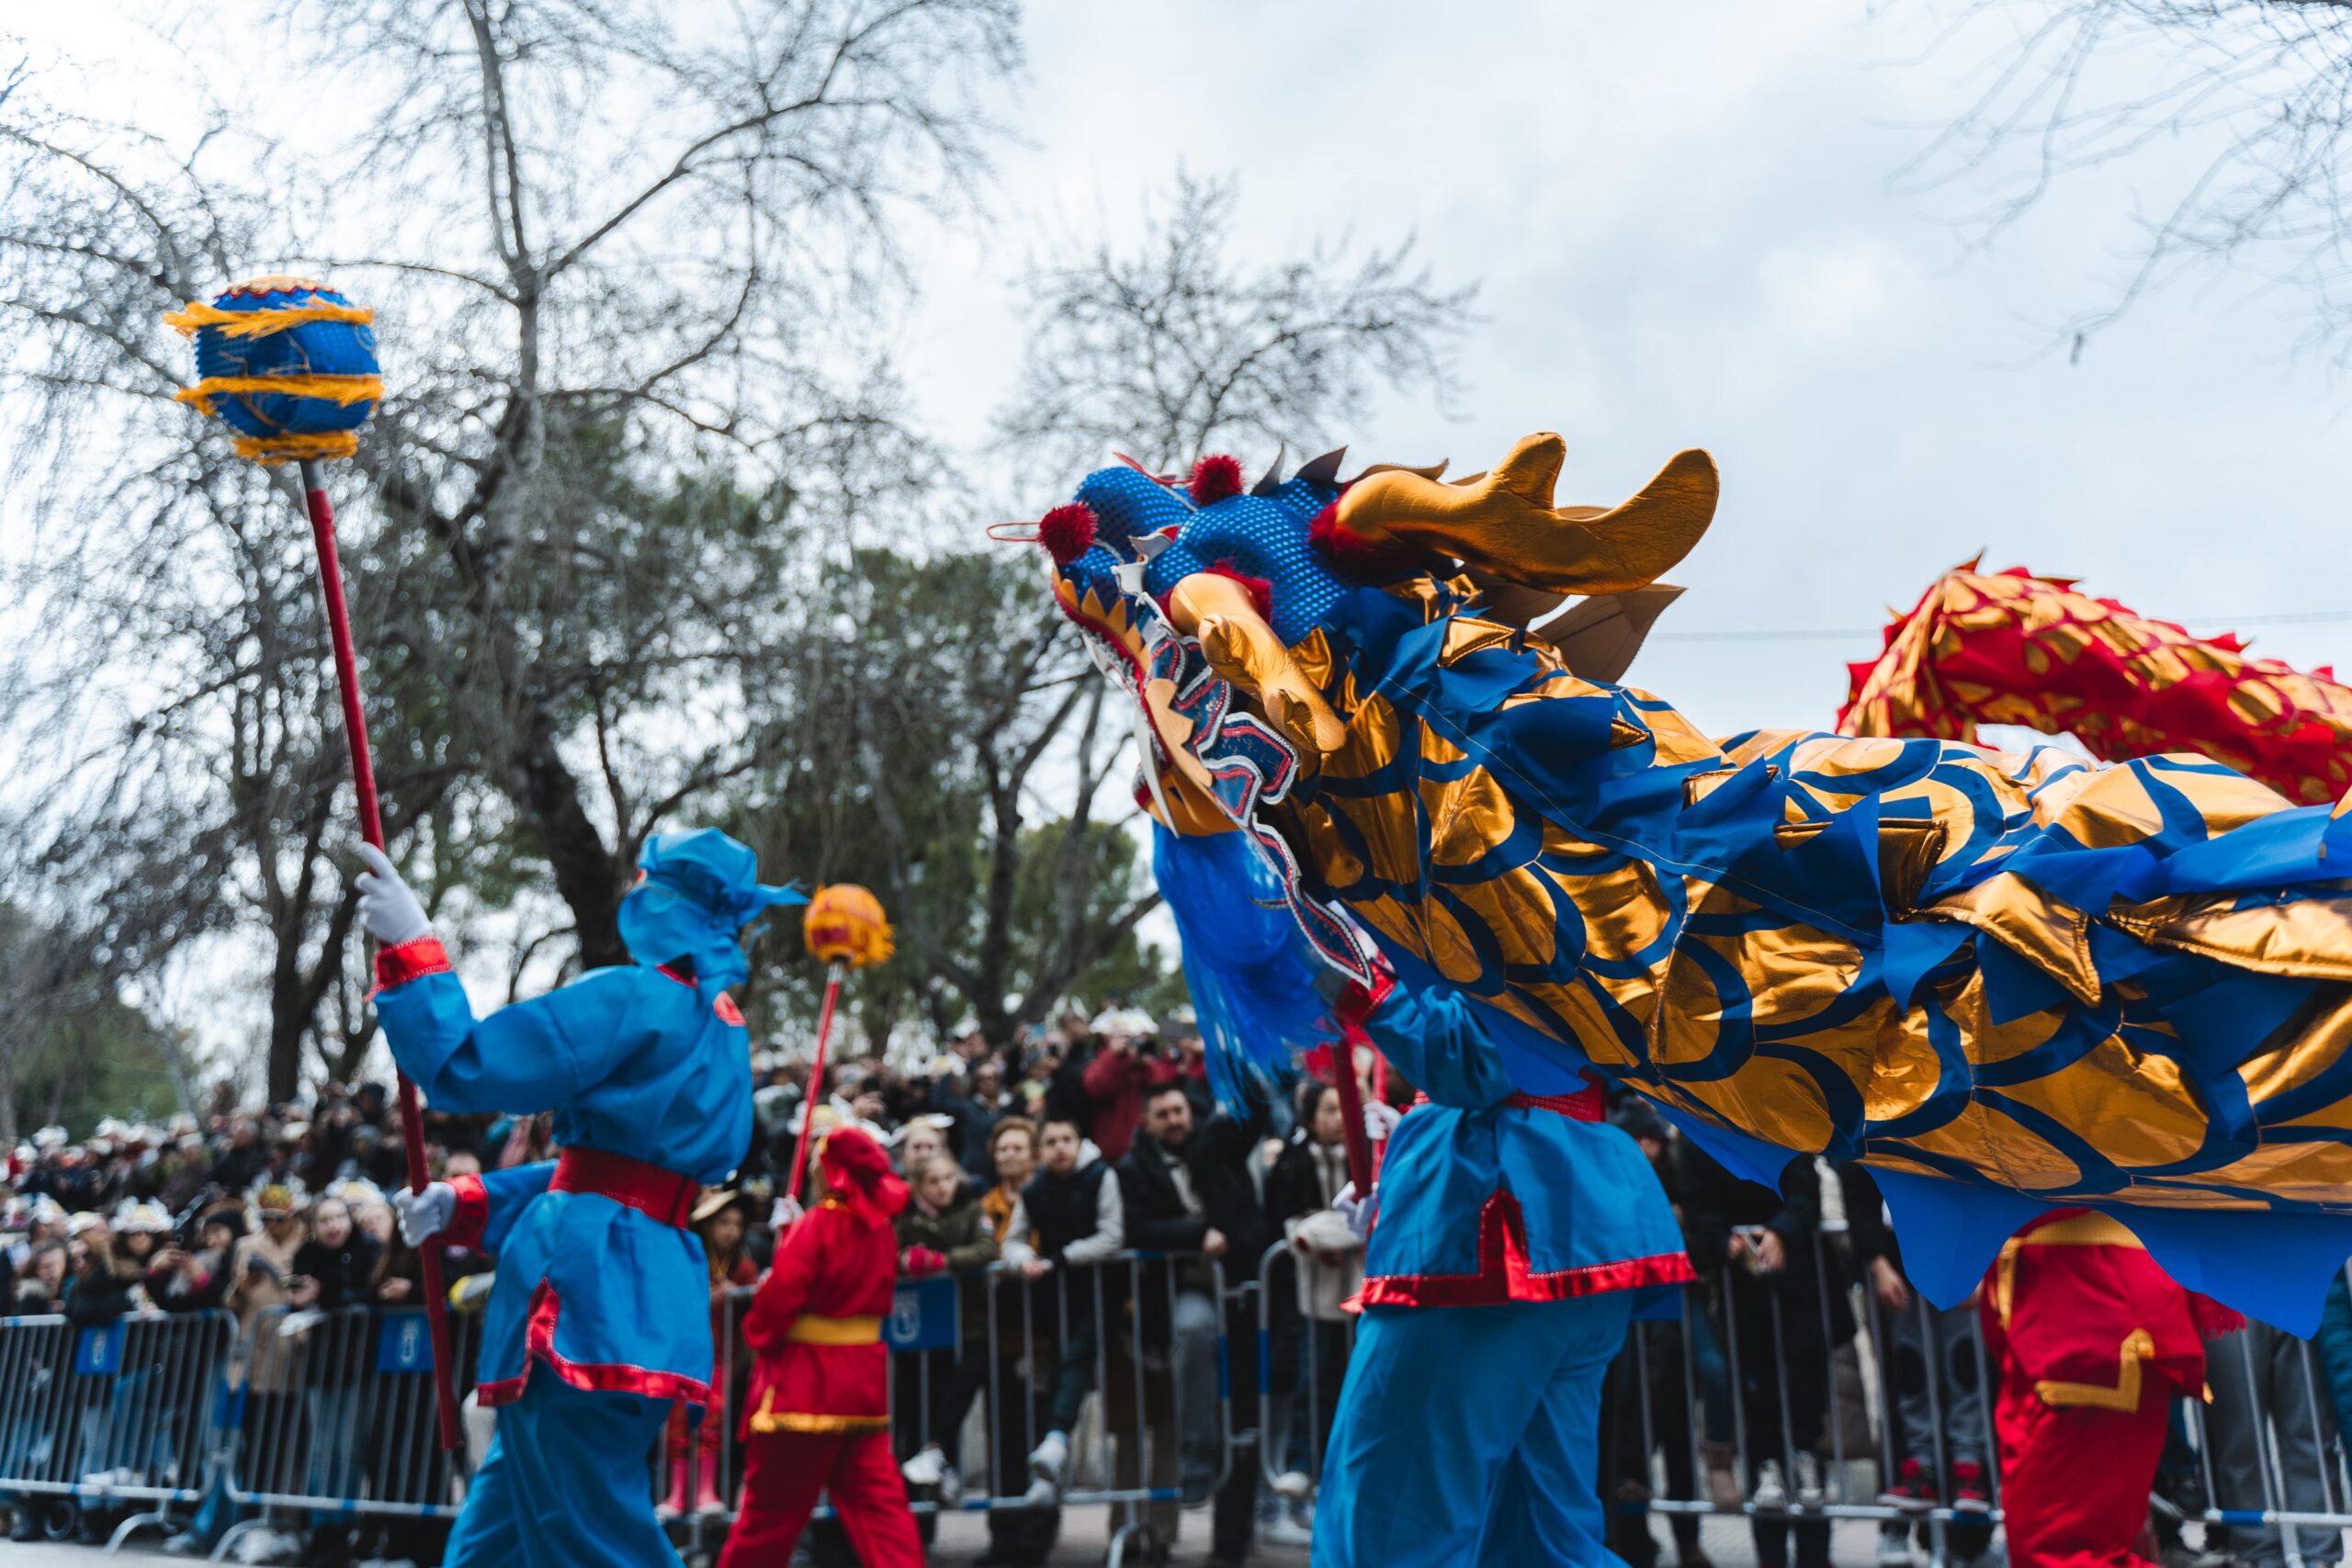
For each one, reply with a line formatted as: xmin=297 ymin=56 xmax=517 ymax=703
xmin=267 ymin=929 xmax=311 ymax=1104
xmin=509 ymin=706 xmax=628 ymax=967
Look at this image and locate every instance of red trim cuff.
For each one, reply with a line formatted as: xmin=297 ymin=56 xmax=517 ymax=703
xmin=444 ymin=1173 xmax=491 ymax=1252
xmin=373 ymin=935 xmax=451 ymax=993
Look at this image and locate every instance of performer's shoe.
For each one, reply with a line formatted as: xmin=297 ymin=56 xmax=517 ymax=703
xmin=1950 ymin=1461 xmax=1991 ymax=1515
xmin=1750 ymin=1460 xmax=1788 ymax=1511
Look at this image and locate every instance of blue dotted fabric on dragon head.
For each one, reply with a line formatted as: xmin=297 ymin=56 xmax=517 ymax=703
xmin=1055 ymin=464 xmax=1351 ymax=644
xmin=1142 ymin=476 xmax=1347 ymax=645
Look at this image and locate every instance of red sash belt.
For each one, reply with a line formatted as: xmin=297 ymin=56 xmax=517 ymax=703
xmin=1504 ymin=1072 xmax=1606 ymax=1122
xmin=1402 ymin=1073 xmax=1608 ymax=1122
xmin=552 ymin=1146 xmax=697 ymax=1228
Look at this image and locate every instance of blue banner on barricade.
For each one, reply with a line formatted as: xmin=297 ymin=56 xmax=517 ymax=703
xmin=375 ymin=1310 xmax=435 ymax=1374
xmin=884 ymin=1276 xmax=957 ymax=1351
xmin=73 ymin=1323 xmax=124 ymax=1377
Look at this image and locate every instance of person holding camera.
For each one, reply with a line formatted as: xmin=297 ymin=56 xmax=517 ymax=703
xmin=1080 ymin=1022 xmax=1179 ymax=1164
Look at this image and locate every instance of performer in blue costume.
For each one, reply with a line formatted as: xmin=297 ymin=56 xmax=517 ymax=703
xmin=356 ymin=829 xmax=801 ymax=1568
xmin=1312 ymin=978 xmax=1692 ymax=1568
xmin=1150 ymin=824 xmax=1690 ymax=1567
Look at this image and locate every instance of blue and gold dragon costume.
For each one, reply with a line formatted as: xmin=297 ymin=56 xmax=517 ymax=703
xmin=1020 ymin=433 xmax=2352 ymax=1337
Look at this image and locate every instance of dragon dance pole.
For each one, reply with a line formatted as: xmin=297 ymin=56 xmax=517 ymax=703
xmin=166 ymin=277 xmax=458 ymax=1450
xmin=1329 ymin=1021 xmax=1375 ymax=1196
xmin=300 ymin=462 xmax=463 ymax=1451
xmin=787 ymin=885 xmax=894 ymax=1205
xmin=786 ymin=961 xmax=848 ymax=1206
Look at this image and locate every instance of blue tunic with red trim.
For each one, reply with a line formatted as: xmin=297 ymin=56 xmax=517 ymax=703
xmin=373 ymin=938 xmax=752 ymax=1407
xmin=1362 ymin=987 xmax=1691 ymax=1310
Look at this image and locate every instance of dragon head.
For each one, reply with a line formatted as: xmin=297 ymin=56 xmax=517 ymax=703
xmin=1007 ymin=432 xmax=1719 ymax=976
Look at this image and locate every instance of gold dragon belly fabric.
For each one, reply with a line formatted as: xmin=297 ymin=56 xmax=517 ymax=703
xmin=1012 ymin=434 xmax=2352 ymax=1327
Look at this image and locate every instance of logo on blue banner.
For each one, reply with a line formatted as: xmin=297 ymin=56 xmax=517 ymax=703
xmin=74 ymin=1323 xmax=124 ymax=1376
xmin=377 ymin=1311 xmax=435 ymax=1374
xmin=884 ymin=1276 xmax=957 ymax=1351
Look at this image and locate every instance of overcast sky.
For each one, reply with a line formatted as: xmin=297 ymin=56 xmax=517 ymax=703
xmin=16 ymin=0 xmax=2343 ymax=735
xmin=899 ymin=0 xmax=2352 ymax=739
xmin=13 ymin=0 xmax=2352 ymax=1062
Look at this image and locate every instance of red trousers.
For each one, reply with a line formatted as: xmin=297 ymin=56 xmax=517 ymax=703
xmin=714 ymin=1429 xmax=922 ymax=1568
xmin=1993 ymin=1370 xmax=2169 ymax=1568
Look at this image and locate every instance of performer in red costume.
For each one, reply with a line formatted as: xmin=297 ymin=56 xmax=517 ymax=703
xmin=1979 ymin=1211 xmax=2236 ymax=1568
xmin=717 ymin=1124 xmax=921 ymax=1568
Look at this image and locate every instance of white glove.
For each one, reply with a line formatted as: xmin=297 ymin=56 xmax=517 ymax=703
xmin=356 ymin=844 xmax=432 ymax=947
xmin=1334 ymin=1180 xmax=1374 ymax=1242
xmin=769 ymin=1194 xmax=803 ymax=1230
xmin=1363 ymin=1099 xmax=1402 ymax=1142
xmin=393 ymin=1181 xmax=456 ymax=1246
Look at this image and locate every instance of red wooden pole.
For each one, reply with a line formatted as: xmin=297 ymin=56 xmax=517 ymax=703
xmin=301 ymin=460 xmax=462 ymax=1452
xmin=785 ymin=962 xmax=848 ymax=1205
xmin=1329 ymin=1023 xmax=1374 ymax=1196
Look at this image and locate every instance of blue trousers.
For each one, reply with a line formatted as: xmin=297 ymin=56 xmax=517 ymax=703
xmin=446 ymin=1372 xmax=682 ymax=1568
xmin=1312 ymin=1294 xmax=1633 ymax=1568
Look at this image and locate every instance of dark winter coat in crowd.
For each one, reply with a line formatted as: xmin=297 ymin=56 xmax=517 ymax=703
xmin=895 ymin=1190 xmax=1001 ymax=1275
xmin=1117 ymin=1111 xmax=1276 ymax=1341
xmin=1115 ymin=1113 xmax=1274 ymax=1258
xmin=292 ymin=1231 xmax=383 ymax=1313
xmin=65 ymin=1242 xmax=153 ymax=1324
xmin=1676 ymin=1145 xmax=1854 ymax=1351
xmin=152 ymin=1246 xmax=233 ymax=1314
xmin=1264 ymin=1126 xmax=1351 ymax=1235
xmin=207 ymin=1139 xmax=270 ymax=1196
xmin=928 ymin=1077 xmax=1003 ymax=1179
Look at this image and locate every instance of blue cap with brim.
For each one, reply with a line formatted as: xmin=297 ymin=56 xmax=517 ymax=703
xmin=617 ymin=828 xmax=806 ymax=991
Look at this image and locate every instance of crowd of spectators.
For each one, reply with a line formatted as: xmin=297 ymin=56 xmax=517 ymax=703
xmin=11 ymin=1000 xmax=2352 ymax=1568
xmin=0 ymin=1000 xmax=1372 ymax=1565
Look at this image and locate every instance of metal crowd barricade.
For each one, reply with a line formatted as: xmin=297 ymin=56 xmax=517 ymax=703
xmin=681 ymin=1250 xmax=1236 ymax=1567
xmin=30 ymin=1215 xmax=2352 ymax=1567
xmin=1606 ymin=1215 xmax=2352 ymax=1568
xmin=0 ymin=1316 xmax=233 ymax=1541
xmin=1603 ymin=1214 xmax=2013 ymax=1568
xmin=213 ymin=1302 xmax=488 ymax=1561
xmin=0 ymin=1308 xmax=232 ymax=1549
xmin=1250 ymin=1237 xmax=1360 ymax=1506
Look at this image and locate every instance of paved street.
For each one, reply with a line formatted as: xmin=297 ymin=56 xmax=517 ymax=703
xmin=0 ymin=1512 xmax=1923 ymax=1566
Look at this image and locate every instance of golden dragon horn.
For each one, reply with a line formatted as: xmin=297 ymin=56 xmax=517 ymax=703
xmin=1330 ymin=432 xmax=1718 ymax=595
